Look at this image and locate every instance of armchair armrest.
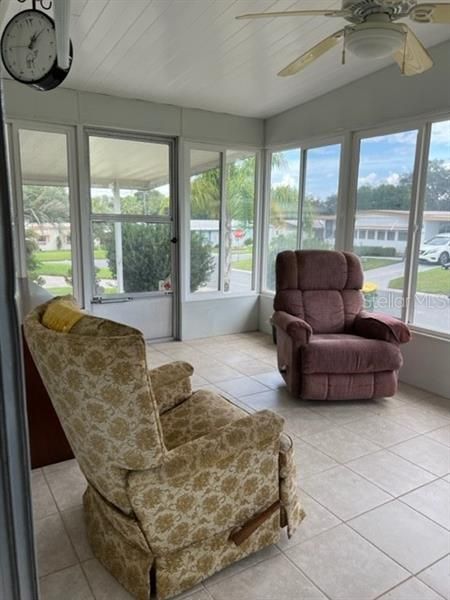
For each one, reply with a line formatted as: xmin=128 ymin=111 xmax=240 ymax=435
xmin=148 ymin=361 xmax=193 ymax=414
xmin=128 ymin=410 xmax=284 ymax=553
xmin=272 ymin=311 xmax=312 ymax=345
xmin=354 ymin=311 xmax=411 ymax=344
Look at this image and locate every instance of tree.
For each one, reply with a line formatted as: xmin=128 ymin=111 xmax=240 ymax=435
xmin=23 ymin=185 xmax=69 ymax=223
xmin=100 ymin=223 xmax=215 ymax=293
xmin=25 ymin=229 xmax=43 ymax=284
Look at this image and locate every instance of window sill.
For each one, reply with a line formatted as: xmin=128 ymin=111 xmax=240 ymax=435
xmin=184 ymin=292 xmax=258 ymax=303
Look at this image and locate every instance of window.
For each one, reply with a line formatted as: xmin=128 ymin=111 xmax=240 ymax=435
xmin=387 ymin=231 xmax=395 ymax=241
xmin=412 ymin=120 xmax=450 ymax=334
xmin=359 ymin=229 xmax=367 ymax=239
xmin=266 ymin=148 xmax=300 ymax=291
xmin=353 ymin=130 xmax=419 ymax=318
xmin=88 ymin=135 xmax=173 ymax=298
xmin=18 ymin=129 xmax=74 ymax=297
xmin=188 ymin=147 xmax=257 ymax=295
xmin=302 ymin=144 xmax=341 ymax=250
xmin=225 ymin=150 xmax=256 ymax=293
xmin=265 ymin=143 xmax=341 ymax=290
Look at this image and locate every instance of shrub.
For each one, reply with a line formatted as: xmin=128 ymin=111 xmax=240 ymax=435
xmin=354 ymin=246 xmax=397 ymax=257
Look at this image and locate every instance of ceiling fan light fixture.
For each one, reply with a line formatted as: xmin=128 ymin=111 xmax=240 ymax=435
xmin=345 ymin=24 xmax=405 ymax=59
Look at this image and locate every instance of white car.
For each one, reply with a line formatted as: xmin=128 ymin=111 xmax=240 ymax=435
xmin=419 ymin=234 xmax=450 ymax=266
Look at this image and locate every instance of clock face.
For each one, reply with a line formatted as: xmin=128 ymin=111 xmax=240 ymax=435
xmin=1 ymin=10 xmax=57 ymax=83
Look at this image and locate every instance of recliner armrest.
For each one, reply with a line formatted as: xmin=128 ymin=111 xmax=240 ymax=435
xmin=354 ymin=311 xmax=411 ymax=344
xmin=272 ymin=311 xmax=312 ymax=345
xmin=148 ymin=361 xmax=193 ymax=414
xmin=149 ymin=361 xmax=193 ymax=388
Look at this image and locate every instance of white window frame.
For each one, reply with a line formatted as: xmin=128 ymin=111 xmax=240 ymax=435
xmin=6 ymin=119 xmax=82 ymax=303
xmin=83 ymin=127 xmax=178 ymax=305
xmin=262 ymin=135 xmax=345 ymax=293
xmin=348 ymin=115 xmax=450 ymax=339
xmin=183 ymin=140 xmax=261 ymax=301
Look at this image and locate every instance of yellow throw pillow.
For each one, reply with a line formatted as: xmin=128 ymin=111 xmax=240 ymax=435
xmin=42 ymin=297 xmax=85 ymax=333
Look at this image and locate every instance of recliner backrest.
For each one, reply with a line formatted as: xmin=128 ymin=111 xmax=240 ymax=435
xmin=274 ymin=250 xmax=364 ymax=333
xmin=24 ymin=303 xmax=166 ymax=514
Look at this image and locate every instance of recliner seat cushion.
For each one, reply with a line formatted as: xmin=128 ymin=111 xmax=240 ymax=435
xmin=302 ymin=334 xmax=402 ymax=375
xmin=160 ymin=390 xmax=245 ymax=450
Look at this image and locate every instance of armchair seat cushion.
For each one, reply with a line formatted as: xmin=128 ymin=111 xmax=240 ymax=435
xmin=302 ymin=334 xmax=402 ymax=375
xmin=160 ymin=389 xmax=245 ymax=450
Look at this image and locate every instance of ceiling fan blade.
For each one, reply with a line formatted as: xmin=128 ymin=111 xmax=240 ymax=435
xmin=278 ymin=30 xmax=344 ymax=77
xmin=393 ymin=26 xmax=433 ymax=76
xmin=408 ymin=3 xmax=450 ymax=23
xmin=236 ymin=10 xmax=350 ymax=20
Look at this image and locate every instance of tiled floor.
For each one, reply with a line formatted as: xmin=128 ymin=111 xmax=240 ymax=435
xmin=32 ymin=332 xmax=450 ymax=600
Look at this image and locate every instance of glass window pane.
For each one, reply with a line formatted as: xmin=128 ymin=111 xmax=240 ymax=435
xmin=190 ymin=150 xmax=220 ymax=293
xmin=302 ymin=144 xmax=341 ymax=250
xmin=413 ymin=120 xmax=450 ymax=334
xmin=92 ymin=222 xmax=172 ymax=295
xmin=224 ymin=150 xmax=256 ymax=293
xmin=353 ymin=130 xmax=418 ymax=317
xmin=89 ymin=136 xmax=170 ymax=217
xmin=266 ymin=148 xmax=301 ymax=291
xmin=19 ymin=129 xmax=73 ymax=297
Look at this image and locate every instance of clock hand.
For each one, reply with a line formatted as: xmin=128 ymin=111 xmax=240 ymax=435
xmin=29 ymin=28 xmax=45 ymax=50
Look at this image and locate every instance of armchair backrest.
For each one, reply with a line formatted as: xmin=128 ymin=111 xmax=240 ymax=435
xmin=275 ymin=250 xmax=364 ymax=333
xmin=24 ymin=302 xmax=165 ymax=514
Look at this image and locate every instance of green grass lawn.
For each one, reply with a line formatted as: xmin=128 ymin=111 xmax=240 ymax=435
xmin=232 ymin=258 xmax=253 ymax=272
xmin=38 ymin=249 xmax=106 ymax=262
xmin=36 ymin=263 xmax=113 ymax=279
xmin=46 ymin=287 xmax=73 ymax=296
xmin=389 ymin=268 xmax=450 ymax=295
xmin=361 ymin=257 xmax=401 ymax=271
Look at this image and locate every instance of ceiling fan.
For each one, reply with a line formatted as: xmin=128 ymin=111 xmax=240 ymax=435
xmin=236 ymin=1 xmax=450 ymax=77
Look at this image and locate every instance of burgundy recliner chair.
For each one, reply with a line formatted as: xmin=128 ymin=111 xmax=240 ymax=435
xmin=272 ymin=250 xmax=411 ymax=400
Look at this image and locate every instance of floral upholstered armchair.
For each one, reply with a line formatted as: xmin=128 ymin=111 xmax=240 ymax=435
xmin=24 ymin=300 xmax=304 ymax=600
xmin=273 ymin=250 xmax=411 ymax=400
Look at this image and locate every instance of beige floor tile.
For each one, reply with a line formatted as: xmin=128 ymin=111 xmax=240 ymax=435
xmin=347 ymin=450 xmax=436 ymax=496
xmin=196 ymin=364 xmax=243 ymax=384
xmin=378 ymin=576 xmax=444 ymax=600
xmin=400 ymin=479 xmax=450 ymax=530
xmin=42 ymin=457 xmax=78 ymax=474
xmin=39 ymin=565 xmax=93 ymax=600
xmin=191 ymin=374 xmax=209 ymax=389
xmin=204 ymin=544 xmax=279 ymax=585
xmin=300 ymin=465 xmax=391 ymax=520
xmin=233 ymin=359 xmax=276 ymax=376
xmin=239 ymin=388 xmax=299 ymax=414
xmin=302 ymin=426 xmax=381 ymax=463
xmin=294 ymin=439 xmax=339 ymax=482
xmin=61 ymin=507 xmax=94 ymax=561
xmin=343 ymin=415 xmax=418 ymax=447
xmin=215 ymin=376 xmax=269 ymax=398
xmin=251 ymin=370 xmax=286 ymax=389
xmin=395 ymin=383 xmax=434 ymax=403
xmin=427 ymin=424 xmax=450 ymax=447
xmin=44 ymin=460 xmax=87 ymax=511
xmin=390 ymin=436 xmax=450 ymax=476
xmin=418 ymin=556 xmax=450 ymax=600
xmin=81 ymin=559 xmax=134 ymax=599
xmin=31 ymin=469 xmax=58 ymax=520
xmin=379 ymin=406 xmax=450 ymax=435
xmin=35 ymin=513 xmax=78 ymax=577
xmin=206 ymin=554 xmax=326 ymax=600
xmin=179 ymin=590 xmax=213 ymax=600
xmin=305 ymin=400 xmax=377 ymax=424
xmin=277 ymin=490 xmax=341 ymax=549
xmin=349 ymin=501 xmax=450 ymax=573
xmin=278 ymin=405 xmax=337 ymax=437
xmin=286 ymin=524 xmax=408 ymax=600
xmin=171 ymin=583 xmax=208 ymax=599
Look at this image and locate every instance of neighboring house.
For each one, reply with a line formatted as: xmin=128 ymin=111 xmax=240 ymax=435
xmin=26 ymin=222 xmax=71 ymax=251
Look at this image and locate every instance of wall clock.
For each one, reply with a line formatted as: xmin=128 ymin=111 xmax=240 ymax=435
xmin=1 ymin=8 xmax=72 ymax=91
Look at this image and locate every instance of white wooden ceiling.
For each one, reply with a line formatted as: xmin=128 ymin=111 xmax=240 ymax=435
xmin=2 ymin=0 xmax=450 ymax=118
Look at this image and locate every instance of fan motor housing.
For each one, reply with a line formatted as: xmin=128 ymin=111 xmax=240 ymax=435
xmin=342 ymin=0 xmax=418 ymax=22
